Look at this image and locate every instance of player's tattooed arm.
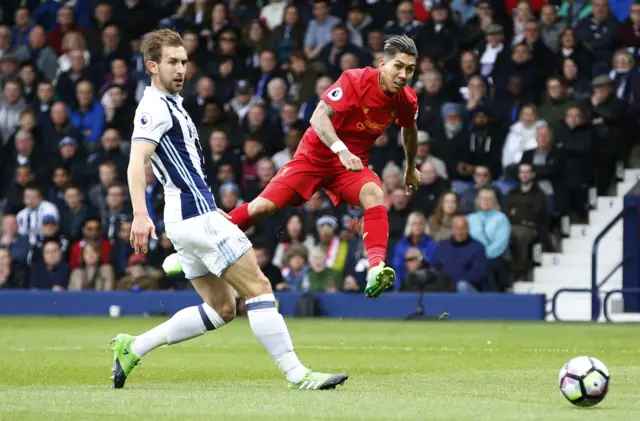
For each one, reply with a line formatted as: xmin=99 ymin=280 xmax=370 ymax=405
xmin=310 ymin=100 xmax=341 ymax=148
xmin=401 ymin=124 xmax=419 ymax=169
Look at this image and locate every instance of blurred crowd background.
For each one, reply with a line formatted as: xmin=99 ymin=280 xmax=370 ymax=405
xmin=0 ymin=0 xmax=639 ymax=295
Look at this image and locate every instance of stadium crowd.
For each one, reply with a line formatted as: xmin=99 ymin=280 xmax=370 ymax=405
xmin=0 ymin=0 xmax=638 ymax=295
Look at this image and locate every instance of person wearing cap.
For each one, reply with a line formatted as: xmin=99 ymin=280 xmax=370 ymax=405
xmin=345 ymin=1 xmax=374 ymax=48
xmin=224 ymin=78 xmax=263 ymax=123
xmin=478 ymin=23 xmax=510 ymax=80
xmin=583 ymin=74 xmax=628 ymax=194
xmin=315 ymin=215 xmax=349 ymax=275
xmin=415 ymin=0 xmax=459 ymax=68
xmin=30 ymin=214 xmax=70 ymax=266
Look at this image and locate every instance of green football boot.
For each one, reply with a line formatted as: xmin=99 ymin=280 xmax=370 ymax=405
xmin=110 ymin=334 xmax=140 ymax=389
xmin=289 ymin=371 xmax=348 ymax=390
xmin=365 ymin=263 xmax=396 ymax=299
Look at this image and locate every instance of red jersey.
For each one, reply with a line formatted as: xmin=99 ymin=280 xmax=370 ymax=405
xmin=295 ymin=67 xmax=418 ymax=168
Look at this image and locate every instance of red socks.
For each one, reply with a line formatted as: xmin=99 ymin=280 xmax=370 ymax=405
xmin=363 ymin=205 xmax=388 ymax=268
xmin=228 ymin=203 xmax=257 ymax=232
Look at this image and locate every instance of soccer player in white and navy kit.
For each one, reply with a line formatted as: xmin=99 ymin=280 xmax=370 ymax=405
xmin=110 ymin=29 xmax=347 ymax=390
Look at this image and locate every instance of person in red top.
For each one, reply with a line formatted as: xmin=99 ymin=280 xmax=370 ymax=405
xmin=167 ymin=35 xmax=422 ymax=299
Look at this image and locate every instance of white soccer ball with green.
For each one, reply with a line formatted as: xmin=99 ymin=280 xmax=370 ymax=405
xmin=558 ymin=356 xmax=610 ymax=407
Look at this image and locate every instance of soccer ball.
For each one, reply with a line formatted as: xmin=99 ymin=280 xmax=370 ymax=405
xmin=558 ymin=356 xmax=610 ymax=407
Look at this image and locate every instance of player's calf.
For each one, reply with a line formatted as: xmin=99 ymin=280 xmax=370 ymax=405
xmin=228 ymin=197 xmax=278 ymax=232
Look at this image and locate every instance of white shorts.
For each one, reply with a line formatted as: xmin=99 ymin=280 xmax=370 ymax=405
xmin=164 ymin=211 xmax=252 ymax=279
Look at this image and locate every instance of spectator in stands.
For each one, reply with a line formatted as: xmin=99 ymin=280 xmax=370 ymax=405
xmin=560 ymin=57 xmax=591 ymax=101
xmin=68 ymin=217 xmax=111 ymax=269
xmin=272 ymin=122 xmax=302 ymax=170
xmin=555 ymin=27 xmax=592 ymax=79
xmin=88 ymin=161 xmax=118 ymax=217
xmin=404 ymin=131 xmax=448 ymax=179
xmin=502 ymin=104 xmax=546 ymax=178
xmin=576 ymin=0 xmax=617 ymax=76
xmin=433 ymin=215 xmax=487 ymax=292
xmin=555 ymin=105 xmax=595 ymax=219
xmin=273 ymin=213 xmax=315 ymax=268
xmin=17 ymin=61 xmax=39 ymax=104
xmin=102 ymin=85 xmax=135 ymax=142
xmin=416 ymin=1 xmax=458 ymax=69
xmin=33 ymin=80 xmax=55 ymax=128
xmin=540 ymin=4 xmax=566 ymax=53
xmin=4 ymin=129 xmax=47 ymax=186
xmin=0 ymin=246 xmax=28 ymax=289
xmin=457 ymin=105 xmax=504 ymax=180
xmin=28 ymin=240 xmax=69 ymax=291
xmin=609 ymin=49 xmax=638 ymax=111
xmin=614 ymin=1 xmax=640 ymax=49
xmin=582 ymin=75 xmax=627 ymax=194
xmin=408 ymin=161 xmax=449 ymax=217
xmin=504 ymin=163 xmax=548 ymax=280
xmin=56 ymin=50 xmax=92 ymax=106
xmin=14 ymin=25 xmax=57 ymax=82
xmin=254 ymin=241 xmax=284 ymax=291
xmin=304 ymin=0 xmax=341 ymax=61
xmin=11 ymin=8 xmax=35 ymax=48
xmin=30 ymin=214 xmax=70 ymax=265
xmin=301 ymin=247 xmax=339 ymax=292
xmin=315 ymin=215 xmax=349 ymax=275
xmin=17 ymin=185 xmax=59 ymax=246
xmin=2 ymin=165 xmax=35 ymax=215
xmin=0 ymin=79 xmax=26 ymax=144
xmin=392 ymin=211 xmax=438 ymax=286
xmin=521 ymin=125 xmax=563 ymax=212
xmin=60 ymin=186 xmax=92 ymax=242
xmin=109 ymin=218 xmax=133 ymax=280
xmin=56 ymin=137 xmax=86 ymax=189
xmin=86 ymin=128 xmax=128 ymax=184
xmin=68 ymin=241 xmax=114 ymax=291
xmin=388 ymin=187 xmax=412 ymax=241
xmin=478 ymin=24 xmax=509 ymax=82
xmin=280 ymin=244 xmax=310 ymax=291
xmin=101 ymin=184 xmax=132 ymax=242
xmin=115 ymin=254 xmax=162 ymax=291
xmin=539 ymin=77 xmax=577 ymax=132
xmin=342 ymin=246 xmax=368 ymax=293
xmin=382 ymin=163 xmax=403 ymax=209
xmin=558 ymin=0 xmax=592 ymax=26
xmin=286 ymin=51 xmax=318 ymax=105
xmin=45 ymin=101 xmax=84 ymax=154
xmin=47 ymin=6 xmax=83 ymax=56
xmin=1 ymin=214 xmax=29 ymax=264
xmin=459 ymin=165 xmax=502 ymax=214
xmin=521 ymin=19 xmax=555 ymax=82
xmin=269 ymin=4 xmax=305 ymax=67
xmin=428 ymin=192 xmax=460 ymax=242
xmin=495 ymin=44 xmax=540 ymax=101
xmin=57 ymin=32 xmax=91 ymax=78
xmin=68 ymin=80 xmax=105 ymax=150
xmin=467 ymin=188 xmax=511 ymax=291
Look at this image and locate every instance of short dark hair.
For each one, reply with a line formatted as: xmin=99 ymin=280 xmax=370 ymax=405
xmin=383 ymin=35 xmax=418 ymax=59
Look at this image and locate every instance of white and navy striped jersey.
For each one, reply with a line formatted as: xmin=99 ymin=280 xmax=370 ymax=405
xmin=131 ymin=86 xmax=216 ymax=223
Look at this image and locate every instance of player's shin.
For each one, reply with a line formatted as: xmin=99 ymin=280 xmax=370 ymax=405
xmin=245 ymin=293 xmax=309 ymax=383
xmin=130 ymin=303 xmax=225 ymax=357
xmin=363 ymin=205 xmax=389 ymax=267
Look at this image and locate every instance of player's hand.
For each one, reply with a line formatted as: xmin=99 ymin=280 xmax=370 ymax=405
xmin=404 ymin=167 xmax=423 ymax=194
xmin=217 ymin=209 xmax=231 ymax=220
xmin=130 ymin=214 xmax=157 ymax=255
xmin=338 ymin=150 xmax=363 ymax=172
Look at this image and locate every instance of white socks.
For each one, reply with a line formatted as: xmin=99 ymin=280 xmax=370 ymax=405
xmin=246 ymin=293 xmax=309 ymax=383
xmin=131 ymin=303 xmax=225 ymax=357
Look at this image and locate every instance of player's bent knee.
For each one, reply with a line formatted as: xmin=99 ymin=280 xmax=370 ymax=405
xmin=203 ymin=293 xmax=236 ymax=324
xmin=248 ymin=197 xmax=278 ymax=218
xmin=359 ymin=183 xmax=384 ymax=208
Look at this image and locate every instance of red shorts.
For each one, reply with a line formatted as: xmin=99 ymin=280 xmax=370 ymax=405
xmin=260 ymin=155 xmax=382 ymax=209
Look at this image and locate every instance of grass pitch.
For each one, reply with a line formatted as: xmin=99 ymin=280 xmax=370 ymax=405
xmin=0 ymin=317 xmax=639 ymax=421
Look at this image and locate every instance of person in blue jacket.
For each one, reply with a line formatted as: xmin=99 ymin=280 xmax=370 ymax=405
xmin=392 ymin=211 xmax=438 ymax=288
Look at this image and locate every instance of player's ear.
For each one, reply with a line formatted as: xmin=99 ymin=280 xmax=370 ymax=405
xmin=145 ymin=60 xmax=157 ymax=75
xmin=379 ymin=58 xmax=386 ymax=68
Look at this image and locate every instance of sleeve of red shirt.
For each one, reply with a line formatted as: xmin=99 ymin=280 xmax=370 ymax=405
xmin=396 ymin=88 xmax=419 ymax=128
xmin=320 ymin=71 xmax=359 ymax=114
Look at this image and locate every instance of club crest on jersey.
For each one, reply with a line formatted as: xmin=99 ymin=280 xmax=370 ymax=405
xmin=139 ymin=112 xmax=152 ymax=128
xmin=328 ymin=88 xmax=343 ymax=101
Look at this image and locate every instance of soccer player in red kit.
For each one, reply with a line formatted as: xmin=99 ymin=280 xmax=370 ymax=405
xmin=164 ymin=35 xmax=422 ymax=299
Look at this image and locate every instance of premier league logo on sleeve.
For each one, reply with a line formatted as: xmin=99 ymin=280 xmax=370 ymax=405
xmin=139 ymin=112 xmax=152 ymax=129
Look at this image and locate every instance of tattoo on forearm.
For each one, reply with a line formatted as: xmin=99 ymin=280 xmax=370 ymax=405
xmin=313 ymin=100 xmax=340 ymax=147
xmin=403 ymin=127 xmax=418 ymax=168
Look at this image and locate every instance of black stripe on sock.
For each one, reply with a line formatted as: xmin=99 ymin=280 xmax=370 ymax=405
xmin=198 ymin=304 xmax=216 ymax=331
xmin=246 ymin=300 xmax=276 ymax=311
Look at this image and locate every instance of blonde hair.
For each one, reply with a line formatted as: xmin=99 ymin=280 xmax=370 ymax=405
xmin=403 ymin=211 xmax=427 ymax=238
xmin=140 ymin=29 xmax=185 ymax=76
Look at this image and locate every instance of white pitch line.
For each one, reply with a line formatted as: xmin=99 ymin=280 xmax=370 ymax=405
xmin=9 ymin=344 xmax=639 ymax=354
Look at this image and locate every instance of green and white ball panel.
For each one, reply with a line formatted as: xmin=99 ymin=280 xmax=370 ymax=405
xmin=583 ymin=371 xmax=607 ymax=397
xmin=560 ymin=376 xmax=582 ymax=401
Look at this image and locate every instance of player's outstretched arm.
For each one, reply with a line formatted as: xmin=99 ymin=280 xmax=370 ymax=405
xmin=128 ymin=140 xmax=158 ymax=254
xmin=310 ymin=100 xmax=363 ymax=172
xmin=401 ymin=124 xmax=422 ymax=192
